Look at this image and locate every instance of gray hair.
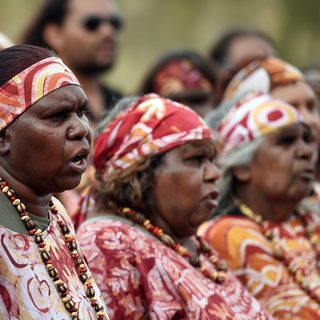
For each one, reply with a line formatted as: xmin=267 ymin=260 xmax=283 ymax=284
xmin=216 ymin=136 xmax=265 ymax=214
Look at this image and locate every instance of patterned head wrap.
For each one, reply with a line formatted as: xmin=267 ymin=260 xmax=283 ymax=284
xmin=94 ymin=93 xmax=213 ymax=177
xmin=153 ymin=59 xmax=213 ymax=97
xmin=0 ymin=56 xmax=80 ymax=130
xmin=217 ymin=92 xmax=302 ymax=155
xmin=223 ymin=57 xmax=304 ymax=103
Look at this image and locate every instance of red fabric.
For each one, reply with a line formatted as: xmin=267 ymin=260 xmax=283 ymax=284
xmin=94 ymin=94 xmax=212 ymax=175
xmin=77 ymin=217 xmax=273 ymax=319
xmin=153 ymin=59 xmax=213 ymax=96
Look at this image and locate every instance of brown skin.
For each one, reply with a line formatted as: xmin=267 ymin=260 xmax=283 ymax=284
xmin=0 ymin=85 xmax=92 ymax=218
xmin=234 ymin=123 xmax=317 ymax=221
xmin=152 ymin=141 xmax=220 ymax=246
xmin=44 ymin=0 xmax=121 ymax=121
xmin=271 ymin=81 xmax=320 ymax=180
xmin=271 ymin=81 xmax=320 ymax=141
xmin=226 ymin=35 xmax=276 ymax=70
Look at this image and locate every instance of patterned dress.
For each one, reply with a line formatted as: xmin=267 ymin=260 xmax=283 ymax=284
xmin=0 ymin=198 xmax=107 ymax=320
xmin=199 ymin=213 xmax=320 ymax=320
xmin=77 ymin=216 xmax=272 ymax=320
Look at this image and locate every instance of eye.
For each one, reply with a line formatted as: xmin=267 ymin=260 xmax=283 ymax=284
xmin=51 ymin=110 xmax=70 ymax=123
xmin=77 ymin=104 xmax=90 ymax=117
xmin=185 ymin=155 xmax=208 ymax=166
xmin=277 ymin=134 xmax=297 ymax=146
xmin=303 ymin=128 xmax=315 ymax=143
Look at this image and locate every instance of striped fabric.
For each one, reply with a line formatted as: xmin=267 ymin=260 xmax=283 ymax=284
xmin=0 ymin=57 xmax=80 ymax=130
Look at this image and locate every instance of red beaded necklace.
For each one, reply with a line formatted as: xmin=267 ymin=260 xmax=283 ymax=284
xmin=0 ymin=177 xmax=109 ymax=320
xmin=118 ymin=207 xmax=228 ymax=284
xmin=238 ymin=201 xmax=320 ymax=304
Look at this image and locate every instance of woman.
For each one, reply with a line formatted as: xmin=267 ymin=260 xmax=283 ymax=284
xmin=138 ymin=49 xmax=217 ymax=117
xmin=206 ymin=56 xmax=320 ymax=213
xmin=76 ymin=93 xmax=272 ymax=319
xmin=0 ymin=45 xmax=108 ymax=319
xmin=199 ymin=92 xmax=320 ymax=319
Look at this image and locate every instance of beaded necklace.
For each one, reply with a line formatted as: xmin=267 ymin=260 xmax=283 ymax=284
xmin=118 ymin=207 xmax=228 ymax=284
xmin=0 ymin=177 xmax=109 ymax=320
xmin=238 ymin=200 xmax=320 ymax=304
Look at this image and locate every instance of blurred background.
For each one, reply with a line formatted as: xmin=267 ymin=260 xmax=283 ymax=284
xmin=1 ymin=0 xmax=320 ymax=93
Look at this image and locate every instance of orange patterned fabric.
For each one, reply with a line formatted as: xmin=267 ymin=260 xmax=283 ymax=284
xmin=223 ymin=57 xmax=304 ymax=103
xmin=77 ymin=216 xmax=273 ymax=319
xmin=199 ymin=214 xmax=320 ymax=319
xmin=0 ymin=57 xmax=80 ymax=130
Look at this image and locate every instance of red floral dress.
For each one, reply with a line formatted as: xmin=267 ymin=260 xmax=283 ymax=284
xmin=77 ymin=216 xmax=272 ymax=320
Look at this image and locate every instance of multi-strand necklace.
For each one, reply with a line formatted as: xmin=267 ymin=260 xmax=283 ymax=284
xmin=0 ymin=177 xmax=109 ymax=320
xmin=118 ymin=207 xmax=228 ymax=284
xmin=238 ymin=201 xmax=320 ymax=304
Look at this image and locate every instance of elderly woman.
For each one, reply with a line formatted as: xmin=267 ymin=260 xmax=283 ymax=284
xmin=199 ymin=92 xmax=320 ymax=319
xmin=206 ymin=56 xmax=320 ymax=214
xmin=0 ymin=45 xmax=108 ymax=319
xmin=76 ymin=94 xmax=272 ymax=319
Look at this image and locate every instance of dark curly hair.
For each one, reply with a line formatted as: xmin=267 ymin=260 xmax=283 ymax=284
xmin=95 ymin=153 xmax=165 ymax=218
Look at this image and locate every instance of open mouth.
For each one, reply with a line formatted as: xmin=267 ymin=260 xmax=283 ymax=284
xmin=298 ymin=169 xmax=315 ymax=181
xmin=203 ymin=190 xmax=219 ymax=209
xmin=68 ymin=149 xmax=89 ymax=174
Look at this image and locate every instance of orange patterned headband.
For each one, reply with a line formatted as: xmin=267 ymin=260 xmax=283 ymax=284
xmin=0 ymin=57 xmax=81 ymax=130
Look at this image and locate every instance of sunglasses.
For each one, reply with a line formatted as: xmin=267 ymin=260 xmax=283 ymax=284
xmin=82 ymin=15 xmax=124 ymax=32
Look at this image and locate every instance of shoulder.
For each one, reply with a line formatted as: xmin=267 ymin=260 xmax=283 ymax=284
xmin=199 ymin=215 xmax=261 ymax=240
xmin=77 ymin=217 xmax=159 ymax=255
xmin=199 ymin=216 xmax=271 ymax=267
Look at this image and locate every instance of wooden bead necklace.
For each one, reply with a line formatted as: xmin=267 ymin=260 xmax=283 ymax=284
xmin=238 ymin=201 xmax=320 ymax=304
xmin=118 ymin=207 xmax=228 ymax=284
xmin=0 ymin=177 xmax=109 ymax=320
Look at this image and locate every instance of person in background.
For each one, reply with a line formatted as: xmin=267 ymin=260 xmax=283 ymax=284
xmin=0 ymin=45 xmax=108 ymax=319
xmin=199 ymin=92 xmax=320 ymax=319
xmin=302 ymin=64 xmax=320 ymax=100
xmin=138 ymin=49 xmax=217 ymax=117
xmin=209 ymin=28 xmax=277 ymax=81
xmin=76 ymin=94 xmax=273 ymax=319
xmin=21 ymin=0 xmax=123 ymax=127
xmin=206 ymin=56 xmax=320 ymax=157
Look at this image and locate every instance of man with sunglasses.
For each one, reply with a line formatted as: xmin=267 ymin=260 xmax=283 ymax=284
xmin=21 ymin=0 xmax=123 ymax=126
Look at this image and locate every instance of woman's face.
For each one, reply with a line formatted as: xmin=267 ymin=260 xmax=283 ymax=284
xmin=271 ymin=81 xmax=320 ymax=141
xmin=244 ymin=123 xmax=317 ymax=203
xmin=4 ymin=85 xmax=92 ymax=195
xmin=152 ymin=140 xmax=220 ymax=239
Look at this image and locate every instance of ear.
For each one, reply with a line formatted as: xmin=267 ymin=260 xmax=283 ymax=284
xmin=0 ymin=129 xmax=10 ymax=155
xmin=232 ymin=165 xmax=251 ymax=182
xmin=43 ymin=23 xmax=64 ymax=52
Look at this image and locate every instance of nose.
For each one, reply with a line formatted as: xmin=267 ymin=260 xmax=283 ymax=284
xmin=99 ymin=21 xmax=118 ymax=37
xmin=204 ymin=161 xmax=220 ymax=183
xmin=67 ymin=114 xmax=92 ymax=142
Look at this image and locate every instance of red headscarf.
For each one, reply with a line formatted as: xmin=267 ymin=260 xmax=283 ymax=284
xmin=94 ymin=93 xmax=213 ymax=178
